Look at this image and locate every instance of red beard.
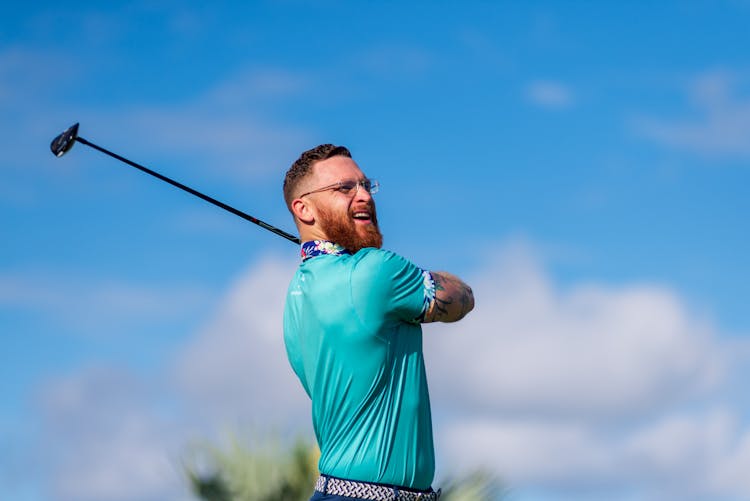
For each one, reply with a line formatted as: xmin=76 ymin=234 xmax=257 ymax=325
xmin=317 ymin=204 xmax=383 ymax=253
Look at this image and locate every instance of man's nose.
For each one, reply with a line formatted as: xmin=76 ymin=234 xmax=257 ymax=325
xmin=354 ymin=183 xmax=373 ymax=202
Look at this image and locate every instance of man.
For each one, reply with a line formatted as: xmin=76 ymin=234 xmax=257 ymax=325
xmin=282 ymin=144 xmax=474 ymax=501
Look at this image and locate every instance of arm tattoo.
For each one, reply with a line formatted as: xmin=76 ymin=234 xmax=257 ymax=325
xmin=431 ymin=273 xmax=452 ymax=319
xmin=428 ymin=272 xmax=474 ymax=322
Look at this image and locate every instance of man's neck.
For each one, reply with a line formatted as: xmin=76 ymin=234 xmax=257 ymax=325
xmin=300 ymin=240 xmax=352 ymax=261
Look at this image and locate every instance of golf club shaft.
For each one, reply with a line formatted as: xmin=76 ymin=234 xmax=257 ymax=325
xmin=74 ymin=136 xmax=301 ymax=244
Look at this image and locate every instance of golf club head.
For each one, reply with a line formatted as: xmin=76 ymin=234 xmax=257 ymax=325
xmin=50 ymin=123 xmax=80 ymax=157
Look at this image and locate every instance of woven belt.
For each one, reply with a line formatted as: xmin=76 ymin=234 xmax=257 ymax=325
xmin=315 ymin=475 xmax=440 ymax=501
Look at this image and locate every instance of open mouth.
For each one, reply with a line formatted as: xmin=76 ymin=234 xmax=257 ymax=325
xmin=351 ymin=209 xmax=373 ymax=224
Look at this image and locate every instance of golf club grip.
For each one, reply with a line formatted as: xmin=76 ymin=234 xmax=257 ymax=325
xmin=75 ymin=136 xmax=301 ymax=245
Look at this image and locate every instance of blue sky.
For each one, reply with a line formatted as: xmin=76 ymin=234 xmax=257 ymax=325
xmin=2 ymin=1 xmax=750 ymax=500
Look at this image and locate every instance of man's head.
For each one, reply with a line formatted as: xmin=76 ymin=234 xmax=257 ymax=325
xmin=283 ymin=144 xmax=382 ymax=252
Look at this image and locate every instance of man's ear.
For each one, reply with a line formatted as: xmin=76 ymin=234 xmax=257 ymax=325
xmin=291 ymin=198 xmax=315 ymax=224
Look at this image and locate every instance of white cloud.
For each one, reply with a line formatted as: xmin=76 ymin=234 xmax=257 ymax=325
xmin=74 ymin=67 xmax=314 ymax=183
xmin=173 ymin=255 xmax=310 ymax=426
xmin=623 ymin=410 xmax=736 ymax=490
xmin=525 ymin=81 xmax=574 ymax=109
xmin=0 ymin=46 xmax=81 ymax=176
xmin=0 ymin=49 xmax=314 ymax=212
xmin=113 ymin=105 xmax=306 ymax=177
xmin=206 ymin=68 xmax=310 ymax=104
xmin=52 ymin=414 xmax=185 ymax=501
xmin=0 ymin=46 xmax=78 ymax=106
xmin=30 ymin=242 xmax=750 ymax=500
xmin=355 ymin=44 xmax=433 ymax=78
xmin=711 ymin=427 xmax=750 ymax=495
xmin=32 ymin=256 xmax=309 ymax=500
xmin=425 ymin=242 xmax=723 ymax=420
xmin=0 ymin=272 xmax=213 ymax=336
xmin=423 ymin=241 xmax=750 ymax=499
xmin=36 ymin=367 xmax=190 ymax=501
xmin=634 ymin=69 xmax=750 ymax=157
xmin=440 ymin=418 xmax=616 ymax=486
xmin=437 ymin=410 xmax=750 ymax=499
xmin=93 ymin=68 xmax=312 ymax=182
xmin=0 ymin=46 xmax=314 ymax=187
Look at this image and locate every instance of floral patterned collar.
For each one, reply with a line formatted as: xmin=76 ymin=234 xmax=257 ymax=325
xmin=301 ymin=240 xmax=352 ymax=261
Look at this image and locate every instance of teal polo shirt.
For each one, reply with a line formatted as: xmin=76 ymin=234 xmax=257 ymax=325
xmin=283 ymin=243 xmax=436 ymax=489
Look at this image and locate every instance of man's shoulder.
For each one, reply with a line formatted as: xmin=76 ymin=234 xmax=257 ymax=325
xmin=351 ymin=248 xmax=431 ymax=319
xmin=351 ymin=248 xmax=425 ymax=286
xmin=352 ymin=247 xmax=412 ymax=268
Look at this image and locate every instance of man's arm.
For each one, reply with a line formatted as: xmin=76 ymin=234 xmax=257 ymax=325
xmin=422 ymin=271 xmax=474 ymax=323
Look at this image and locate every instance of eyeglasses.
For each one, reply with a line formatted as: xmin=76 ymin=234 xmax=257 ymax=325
xmin=299 ymin=178 xmax=379 ymax=198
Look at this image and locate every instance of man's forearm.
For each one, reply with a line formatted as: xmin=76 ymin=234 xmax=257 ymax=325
xmin=423 ymin=271 xmax=474 ymax=323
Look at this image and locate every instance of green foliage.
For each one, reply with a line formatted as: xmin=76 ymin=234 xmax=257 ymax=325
xmin=186 ymin=469 xmax=231 ymax=501
xmin=184 ymin=432 xmax=506 ymax=501
xmin=440 ymin=470 xmax=507 ymax=501
xmin=184 ymin=432 xmax=319 ymax=501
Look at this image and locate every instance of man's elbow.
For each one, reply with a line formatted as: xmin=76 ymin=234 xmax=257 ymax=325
xmin=425 ymin=272 xmax=475 ymax=323
xmin=448 ymin=284 xmax=474 ymax=322
xmin=462 ymin=285 xmax=475 ymax=319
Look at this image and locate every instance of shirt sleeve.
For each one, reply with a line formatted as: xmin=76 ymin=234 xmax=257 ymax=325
xmin=351 ymin=249 xmax=436 ymax=325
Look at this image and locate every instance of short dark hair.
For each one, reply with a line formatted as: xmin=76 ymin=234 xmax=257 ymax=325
xmin=283 ymin=143 xmax=351 ymax=210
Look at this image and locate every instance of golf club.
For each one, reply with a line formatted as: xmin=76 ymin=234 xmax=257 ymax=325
xmin=50 ymin=123 xmax=300 ymax=244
